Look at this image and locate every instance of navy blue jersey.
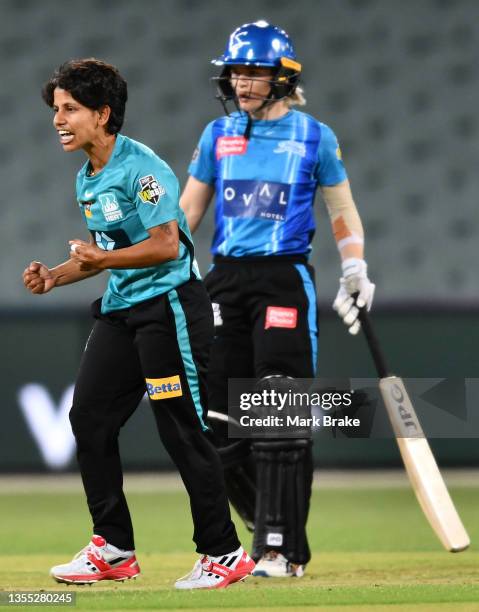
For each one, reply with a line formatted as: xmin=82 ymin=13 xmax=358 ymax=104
xmin=76 ymin=134 xmax=199 ymax=313
xmin=188 ymin=110 xmax=347 ymax=257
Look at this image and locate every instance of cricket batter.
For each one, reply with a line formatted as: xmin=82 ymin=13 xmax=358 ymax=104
xmin=181 ymin=21 xmax=375 ymax=577
xmin=23 ymin=58 xmax=254 ymax=589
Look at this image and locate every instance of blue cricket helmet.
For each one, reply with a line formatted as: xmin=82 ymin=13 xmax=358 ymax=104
xmin=212 ymin=20 xmax=297 ymax=68
xmin=212 ymin=21 xmax=302 ymax=106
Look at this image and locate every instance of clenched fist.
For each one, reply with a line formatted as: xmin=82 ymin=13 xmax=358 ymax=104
xmin=23 ymin=261 xmax=56 ymax=295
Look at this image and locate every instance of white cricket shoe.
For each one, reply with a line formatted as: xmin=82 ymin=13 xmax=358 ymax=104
xmin=252 ymin=551 xmax=305 ymax=577
xmin=50 ymin=535 xmax=140 ymax=584
xmin=175 ymin=546 xmax=255 ymax=589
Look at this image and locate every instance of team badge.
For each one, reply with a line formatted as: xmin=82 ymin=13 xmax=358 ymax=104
xmin=83 ymin=202 xmax=93 ymax=218
xmin=273 ymin=141 xmax=306 ymax=157
xmin=229 ymin=30 xmax=251 ymax=55
xmin=99 ymin=193 xmax=123 ymax=222
xmin=138 ymin=175 xmax=165 ymax=205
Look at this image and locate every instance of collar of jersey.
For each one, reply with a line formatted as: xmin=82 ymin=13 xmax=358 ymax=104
xmin=80 ymin=134 xmax=124 ymax=180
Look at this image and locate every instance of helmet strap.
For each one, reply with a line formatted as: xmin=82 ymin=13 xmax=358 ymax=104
xmin=243 ymin=114 xmax=253 ymax=140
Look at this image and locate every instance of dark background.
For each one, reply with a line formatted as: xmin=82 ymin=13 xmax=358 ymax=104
xmin=1 ymin=0 xmax=477 ymax=470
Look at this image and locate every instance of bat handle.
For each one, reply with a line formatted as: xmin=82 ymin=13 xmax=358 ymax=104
xmin=357 ymin=306 xmax=390 ymax=379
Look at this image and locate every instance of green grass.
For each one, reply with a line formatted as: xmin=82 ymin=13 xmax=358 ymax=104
xmin=0 ymin=482 xmax=478 ymax=610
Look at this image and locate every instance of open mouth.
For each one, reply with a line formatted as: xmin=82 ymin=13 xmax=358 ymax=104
xmin=58 ymin=130 xmax=74 ymax=144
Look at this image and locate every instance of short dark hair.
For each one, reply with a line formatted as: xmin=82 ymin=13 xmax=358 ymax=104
xmin=42 ymin=58 xmax=128 ymax=135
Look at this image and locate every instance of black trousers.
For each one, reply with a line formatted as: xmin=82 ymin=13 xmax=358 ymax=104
xmin=204 ymin=256 xmax=317 ymax=563
xmin=70 ymin=279 xmax=240 ymax=555
xmin=205 ymin=256 xmax=318 ymax=404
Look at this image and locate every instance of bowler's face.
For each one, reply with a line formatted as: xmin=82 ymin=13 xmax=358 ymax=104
xmin=52 ymin=88 xmax=100 ymax=151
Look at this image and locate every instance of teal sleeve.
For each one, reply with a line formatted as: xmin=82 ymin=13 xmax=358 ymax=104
xmin=315 ymin=123 xmax=348 ymax=186
xmin=188 ymin=122 xmax=216 ymax=185
xmin=132 ymin=157 xmax=181 ymax=229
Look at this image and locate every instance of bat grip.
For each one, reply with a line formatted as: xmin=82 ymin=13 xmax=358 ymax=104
xmin=357 ymin=306 xmax=390 ymax=379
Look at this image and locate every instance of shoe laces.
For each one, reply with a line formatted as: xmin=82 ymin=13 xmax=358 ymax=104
xmin=180 ymin=558 xmax=204 ymax=581
xmin=73 ymin=541 xmax=104 ymax=562
xmin=200 ymin=555 xmax=213 ymax=571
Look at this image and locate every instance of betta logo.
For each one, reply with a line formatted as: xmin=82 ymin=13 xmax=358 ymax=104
xmin=146 ymin=375 xmax=183 ymax=400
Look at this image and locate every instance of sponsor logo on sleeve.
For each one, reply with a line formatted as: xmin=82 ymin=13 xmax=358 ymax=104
xmin=216 ymin=136 xmax=248 ymax=160
xmin=264 ymin=306 xmax=298 ymax=330
xmin=191 ymin=147 xmax=199 ymax=162
xmin=138 ymin=175 xmax=166 ymax=205
xmin=99 ymin=193 xmax=123 ymax=222
xmin=146 ymin=375 xmax=183 ymax=400
xmin=336 ymin=146 xmax=342 ymax=160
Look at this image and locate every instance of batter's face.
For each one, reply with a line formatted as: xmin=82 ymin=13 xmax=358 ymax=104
xmin=230 ymin=65 xmax=275 ymax=114
xmin=52 ymin=88 xmax=107 ymax=152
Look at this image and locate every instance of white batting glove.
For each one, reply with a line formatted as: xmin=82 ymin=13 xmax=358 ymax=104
xmin=333 ymin=258 xmax=375 ymax=335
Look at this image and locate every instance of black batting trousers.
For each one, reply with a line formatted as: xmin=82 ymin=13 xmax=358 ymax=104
xmin=69 ymin=279 xmax=240 ymax=555
xmin=204 ymin=256 xmax=317 ymax=565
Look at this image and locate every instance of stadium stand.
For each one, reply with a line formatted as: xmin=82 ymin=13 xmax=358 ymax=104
xmin=1 ymin=0 xmax=478 ymax=305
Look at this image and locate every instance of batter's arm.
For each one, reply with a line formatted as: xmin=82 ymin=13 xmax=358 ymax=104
xmin=320 ymin=179 xmax=364 ymax=261
xmin=322 ymin=179 xmax=375 ymax=334
xmin=180 ymin=175 xmax=215 ymax=233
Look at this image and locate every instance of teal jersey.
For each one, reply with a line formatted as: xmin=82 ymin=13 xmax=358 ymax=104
xmin=76 ymin=134 xmax=199 ymax=313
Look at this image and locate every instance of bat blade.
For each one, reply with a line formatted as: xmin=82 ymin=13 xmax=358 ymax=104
xmin=379 ymin=376 xmax=470 ymax=552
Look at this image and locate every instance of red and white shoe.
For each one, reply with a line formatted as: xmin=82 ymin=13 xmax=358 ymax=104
xmin=175 ymin=546 xmax=255 ymax=589
xmin=50 ymin=535 xmax=140 ymax=584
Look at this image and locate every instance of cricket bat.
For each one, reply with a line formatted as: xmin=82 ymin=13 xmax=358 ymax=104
xmin=358 ymin=309 xmax=470 ymax=552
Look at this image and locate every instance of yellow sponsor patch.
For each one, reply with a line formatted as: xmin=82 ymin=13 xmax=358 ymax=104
xmin=146 ymin=375 xmax=182 ymax=400
xmin=336 ymin=146 xmax=342 ymax=160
